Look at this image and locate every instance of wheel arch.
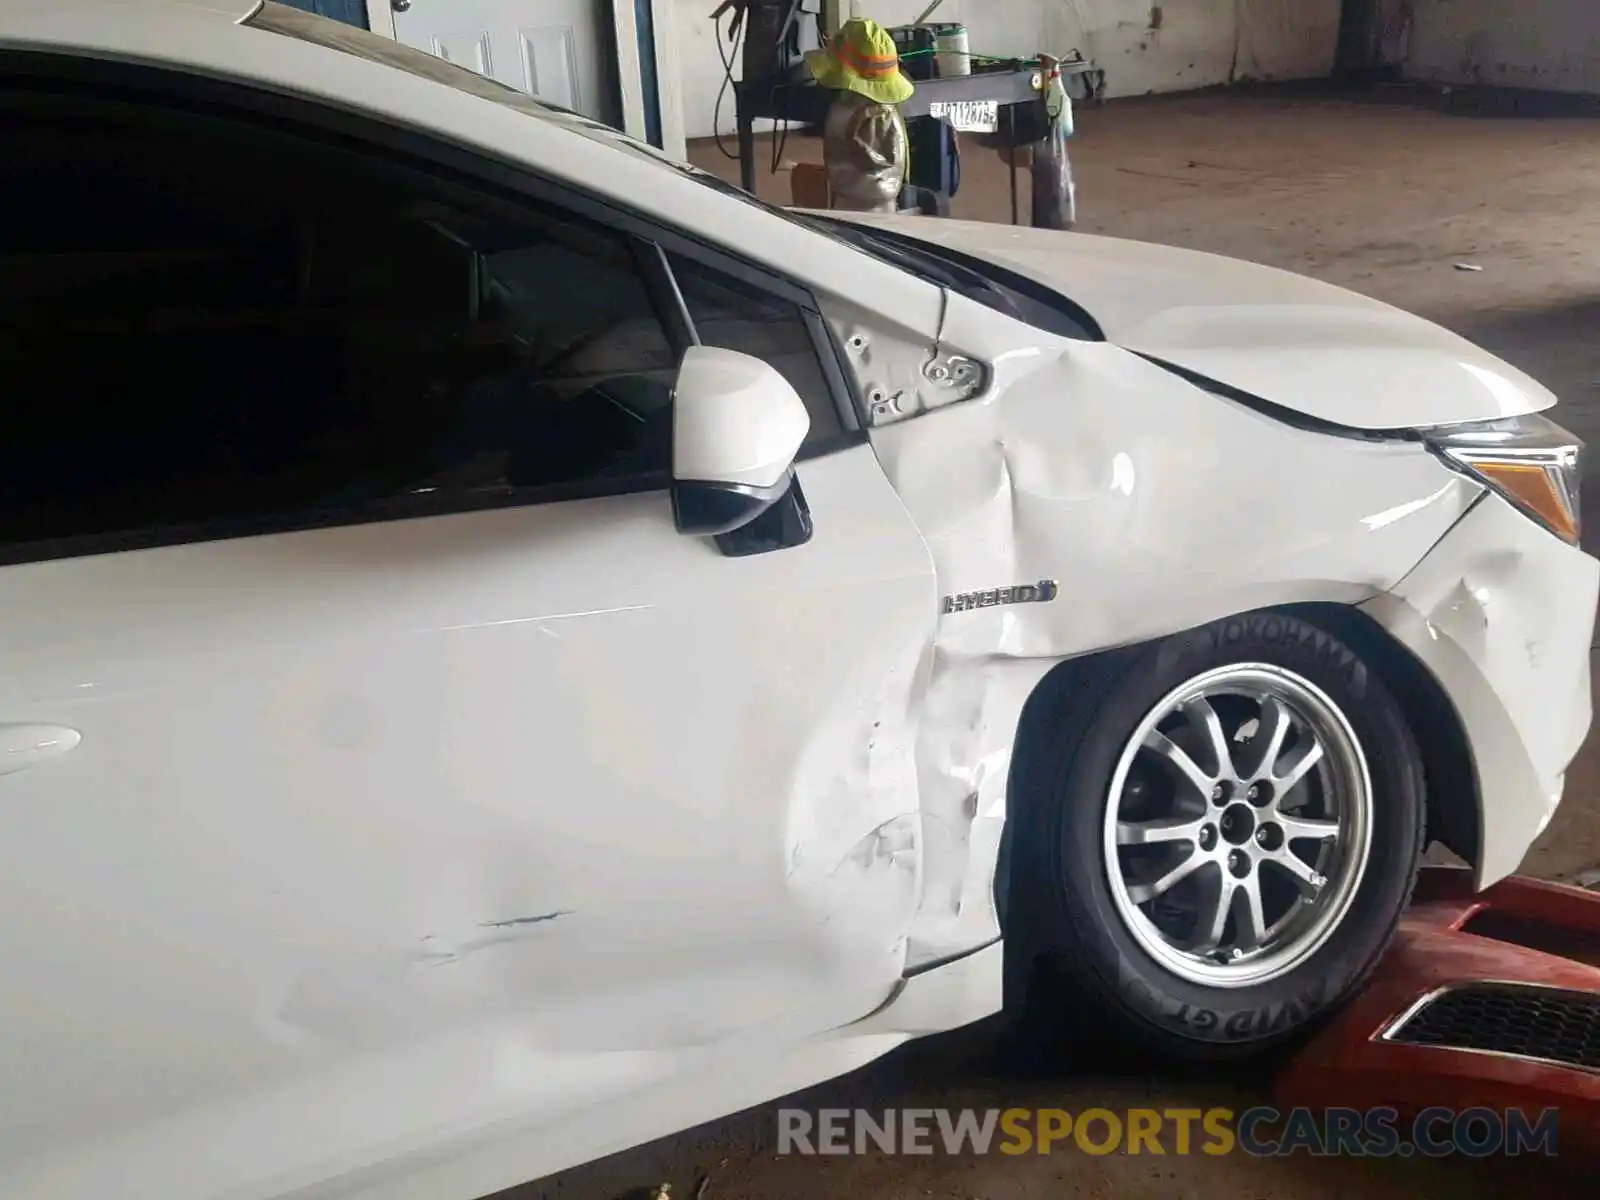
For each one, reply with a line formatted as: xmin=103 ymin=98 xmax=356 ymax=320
xmin=994 ymin=602 xmax=1482 ymax=944
xmin=1283 ymin=601 xmax=1482 ymax=871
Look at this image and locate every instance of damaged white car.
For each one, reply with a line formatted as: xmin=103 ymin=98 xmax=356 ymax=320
xmin=1 ymin=3 xmax=1596 ymax=1199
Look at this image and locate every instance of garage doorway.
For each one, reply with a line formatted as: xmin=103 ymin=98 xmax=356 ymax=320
xmin=388 ymin=0 xmax=621 ymax=126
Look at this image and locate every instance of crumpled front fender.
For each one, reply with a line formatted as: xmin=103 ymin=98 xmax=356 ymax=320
xmin=827 ymin=290 xmax=1483 ymax=967
xmin=1360 ymin=494 xmax=1600 ymax=888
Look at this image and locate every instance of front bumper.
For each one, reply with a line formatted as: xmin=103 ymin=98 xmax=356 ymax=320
xmin=1361 ymin=494 xmax=1600 ymax=888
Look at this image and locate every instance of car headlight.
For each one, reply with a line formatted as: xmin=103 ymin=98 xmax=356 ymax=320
xmin=1422 ymin=412 xmax=1583 ymax=545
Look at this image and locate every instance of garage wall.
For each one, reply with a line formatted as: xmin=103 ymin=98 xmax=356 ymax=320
xmin=677 ymin=0 xmax=1342 ymax=140
xmin=1401 ymin=0 xmax=1600 ymax=94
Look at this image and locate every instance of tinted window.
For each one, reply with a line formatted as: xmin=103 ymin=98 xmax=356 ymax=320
xmin=669 ymin=253 xmax=845 ymax=450
xmin=0 ymin=100 xmax=680 ymax=555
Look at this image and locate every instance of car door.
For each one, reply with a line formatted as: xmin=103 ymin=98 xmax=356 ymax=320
xmin=390 ymin=0 xmax=618 ymax=123
xmin=0 ymin=78 xmax=937 ymax=1199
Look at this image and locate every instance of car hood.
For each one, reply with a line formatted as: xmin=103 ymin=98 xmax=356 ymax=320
xmin=820 ymin=214 xmax=1556 ymax=431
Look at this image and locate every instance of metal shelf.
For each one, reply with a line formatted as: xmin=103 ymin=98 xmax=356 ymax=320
xmin=732 ymin=61 xmax=1102 ymax=193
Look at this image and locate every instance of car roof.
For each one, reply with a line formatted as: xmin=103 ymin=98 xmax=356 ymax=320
xmin=0 ymin=0 xmax=944 ymax=340
xmin=0 ymin=0 xmax=259 ymax=42
xmin=0 ymin=0 xmax=726 ymax=229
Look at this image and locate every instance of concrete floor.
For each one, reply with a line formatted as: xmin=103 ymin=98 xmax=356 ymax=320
xmin=508 ymin=86 xmax=1600 ymax=1200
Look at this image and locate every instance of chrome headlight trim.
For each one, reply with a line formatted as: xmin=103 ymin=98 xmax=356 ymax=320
xmin=1420 ymin=412 xmax=1583 ymax=545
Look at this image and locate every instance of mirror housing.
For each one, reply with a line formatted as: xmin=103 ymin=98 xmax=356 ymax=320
xmin=671 ymin=346 xmax=811 ymax=537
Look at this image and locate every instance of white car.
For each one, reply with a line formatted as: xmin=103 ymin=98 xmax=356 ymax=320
xmin=0 ymin=2 xmax=1594 ymax=1197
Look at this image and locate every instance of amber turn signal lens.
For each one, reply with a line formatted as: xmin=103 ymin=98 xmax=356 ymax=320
xmin=1469 ymin=459 xmax=1580 ymax=545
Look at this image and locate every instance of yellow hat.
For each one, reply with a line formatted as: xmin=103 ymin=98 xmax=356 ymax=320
xmin=806 ymin=17 xmax=914 ymax=105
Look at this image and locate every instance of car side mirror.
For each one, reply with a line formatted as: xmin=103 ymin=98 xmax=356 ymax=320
xmin=671 ymin=346 xmax=811 ymax=537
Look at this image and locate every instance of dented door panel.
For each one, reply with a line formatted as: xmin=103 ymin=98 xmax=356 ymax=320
xmin=822 ymin=290 xmax=1482 ymax=965
xmin=0 ymin=447 xmax=938 ymax=1200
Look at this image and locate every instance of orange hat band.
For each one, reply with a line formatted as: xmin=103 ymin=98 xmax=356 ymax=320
xmin=834 ymin=40 xmax=900 ymax=79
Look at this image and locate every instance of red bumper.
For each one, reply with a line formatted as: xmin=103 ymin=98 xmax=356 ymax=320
xmin=1275 ymin=866 xmax=1600 ymax=1148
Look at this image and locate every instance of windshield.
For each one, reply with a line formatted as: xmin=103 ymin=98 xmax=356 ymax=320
xmin=806 ymin=216 xmax=1103 ymax=340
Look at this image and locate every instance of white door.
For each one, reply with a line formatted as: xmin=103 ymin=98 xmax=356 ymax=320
xmin=0 ymin=82 xmax=935 ymax=1198
xmin=391 ymin=0 xmax=617 ymax=122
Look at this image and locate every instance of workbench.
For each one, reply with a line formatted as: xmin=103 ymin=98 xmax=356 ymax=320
xmin=733 ymin=59 xmax=1104 ymax=220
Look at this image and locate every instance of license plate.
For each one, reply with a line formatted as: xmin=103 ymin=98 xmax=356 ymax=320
xmin=928 ymin=99 xmax=999 ymax=133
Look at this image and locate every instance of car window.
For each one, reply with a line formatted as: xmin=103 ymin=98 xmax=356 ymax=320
xmin=0 ymin=98 xmax=683 ymax=557
xmin=668 ymin=254 xmax=845 ymax=450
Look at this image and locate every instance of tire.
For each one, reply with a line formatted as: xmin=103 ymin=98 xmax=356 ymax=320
xmin=1013 ymin=609 xmax=1426 ymax=1062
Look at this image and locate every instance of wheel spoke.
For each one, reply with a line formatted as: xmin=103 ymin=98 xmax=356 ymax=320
xmin=1126 ymin=850 xmax=1209 ymax=905
xmin=1268 ymin=849 xmax=1323 ymax=895
xmin=1236 ymin=874 xmax=1268 ymax=951
xmin=1106 ymin=665 xmax=1373 ymax=983
xmin=1140 ymin=729 xmax=1215 ymax=800
xmin=1189 ymin=876 xmax=1235 ymax=953
xmin=1247 ymin=696 xmax=1293 ymax=780
xmin=1117 ymin=817 xmax=1205 ymax=847
xmin=1273 ymin=739 xmax=1325 ymax=794
xmin=1278 ymin=814 xmax=1340 ymax=843
xmin=1183 ymin=696 xmax=1235 ymax=779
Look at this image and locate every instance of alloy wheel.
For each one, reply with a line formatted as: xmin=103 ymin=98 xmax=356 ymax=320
xmin=1102 ymin=663 xmax=1373 ymax=988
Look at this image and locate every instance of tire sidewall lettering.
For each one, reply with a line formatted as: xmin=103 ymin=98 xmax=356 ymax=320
xmin=1140 ymin=980 xmax=1328 ymax=1043
xmin=1062 ymin=609 xmax=1417 ymax=1052
xmin=1179 ymin=612 xmax=1367 ymax=698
